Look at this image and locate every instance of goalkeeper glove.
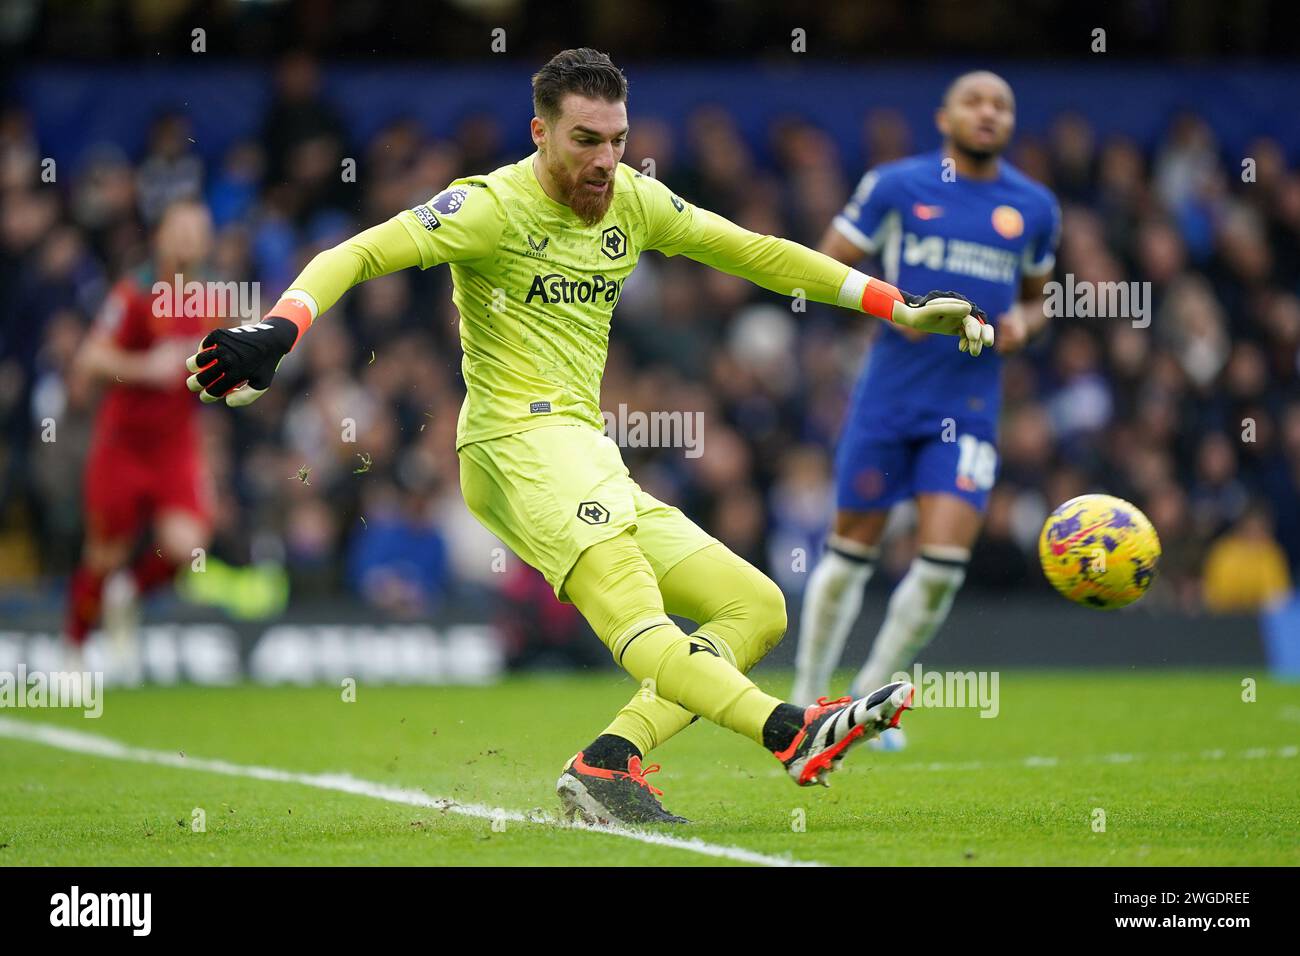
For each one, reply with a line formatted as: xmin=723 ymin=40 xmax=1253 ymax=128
xmin=860 ymin=280 xmax=994 ymax=356
xmin=185 ymin=298 xmax=312 ymax=406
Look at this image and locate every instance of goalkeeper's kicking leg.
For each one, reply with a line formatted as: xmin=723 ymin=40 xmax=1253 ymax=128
xmin=557 ymin=532 xmax=914 ymax=825
xmin=558 ymin=541 xmax=784 ymax=823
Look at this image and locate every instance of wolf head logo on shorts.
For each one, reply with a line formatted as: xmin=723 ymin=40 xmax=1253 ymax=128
xmin=577 ymin=501 xmax=610 ymax=525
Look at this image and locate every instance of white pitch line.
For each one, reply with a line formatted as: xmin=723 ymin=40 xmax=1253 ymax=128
xmin=886 ymin=746 xmax=1298 ymax=773
xmin=0 ymin=717 xmax=821 ymax=868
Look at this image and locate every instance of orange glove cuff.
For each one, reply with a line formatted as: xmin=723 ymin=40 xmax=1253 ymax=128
xmin=267 ymin=297 xmax=313 ymax=349
xmin=860 ymin=279 xmax=904 ymax=322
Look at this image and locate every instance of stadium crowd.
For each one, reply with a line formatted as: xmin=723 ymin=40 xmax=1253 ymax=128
xmin=1 ymin=55 xmax=1297 ymax=657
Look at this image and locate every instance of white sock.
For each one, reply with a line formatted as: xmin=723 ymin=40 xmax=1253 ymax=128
xmin=790 ymin=537 xmax=877 ymax=705
xmin=851 ymin=550 xmax=967 ymax=697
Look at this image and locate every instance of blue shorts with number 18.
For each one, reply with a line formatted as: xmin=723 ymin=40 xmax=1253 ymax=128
xmin=834 ymin=405 xmax=999 ymax=513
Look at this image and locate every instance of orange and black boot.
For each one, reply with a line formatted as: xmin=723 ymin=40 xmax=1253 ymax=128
xmin=773 ymin=681 xmax=915 ymax=787
xmin=556 ymin=753 xmax=689 ymax=826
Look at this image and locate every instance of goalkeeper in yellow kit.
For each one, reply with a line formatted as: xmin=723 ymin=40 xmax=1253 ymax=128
xmin=186 ymin=49 xmax=993 ymax=825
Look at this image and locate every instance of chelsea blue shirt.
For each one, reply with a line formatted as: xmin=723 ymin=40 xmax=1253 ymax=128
xmin=834 ymin=149 xmax=1060 ymax=426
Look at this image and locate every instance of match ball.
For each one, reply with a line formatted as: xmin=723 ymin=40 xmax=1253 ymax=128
xmin=1038 ymin=494 xmax=1160 ymax=609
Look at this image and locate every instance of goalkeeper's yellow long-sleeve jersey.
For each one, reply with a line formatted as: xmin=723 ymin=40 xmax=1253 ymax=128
xmin=284 ymin=154 xmax=857 ymax=449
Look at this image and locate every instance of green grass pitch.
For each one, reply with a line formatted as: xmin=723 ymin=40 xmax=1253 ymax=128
xmin=2 ymin=670 xmax=1297 ymax=866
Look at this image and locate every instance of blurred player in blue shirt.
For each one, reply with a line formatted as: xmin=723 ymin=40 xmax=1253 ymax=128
xmin=792 ymin=72 xmax=1061 ymax=747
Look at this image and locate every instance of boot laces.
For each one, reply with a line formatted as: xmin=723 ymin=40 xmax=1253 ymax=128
xmin=625 ymin=756 xmax=665 ymax=797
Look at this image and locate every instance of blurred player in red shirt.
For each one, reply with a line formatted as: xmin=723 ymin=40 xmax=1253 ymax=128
xmin=66 ymin=199 xmax=220 ymax=668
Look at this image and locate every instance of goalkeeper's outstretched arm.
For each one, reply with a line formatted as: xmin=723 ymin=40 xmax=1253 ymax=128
xmin=279 ymin=219 xmax=425 ymax=334
xmin=641 ymin=178 xmax=993 ymax=355
xmin=184 ymin=218 xmax=423 ymax=405
xmin=186 ymin=182 xmax=503 ymax=406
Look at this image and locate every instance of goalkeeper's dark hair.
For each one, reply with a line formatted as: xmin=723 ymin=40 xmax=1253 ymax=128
xmin=532 ymin=48 xmax=627 ymax=123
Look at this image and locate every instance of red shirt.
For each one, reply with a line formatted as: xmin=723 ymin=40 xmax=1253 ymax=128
xmin=90 ymin=269 xmax=215 ymax=452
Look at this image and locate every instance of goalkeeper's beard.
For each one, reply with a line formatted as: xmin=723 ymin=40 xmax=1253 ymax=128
xmin=546 ymin=151 xmax=615 ymax=226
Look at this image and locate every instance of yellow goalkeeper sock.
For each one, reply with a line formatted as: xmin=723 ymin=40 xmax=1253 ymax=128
xmin=563 ymin=532 xmax=783 ymax=746
xmin=600 ymin=542 xmax=788 ymax=755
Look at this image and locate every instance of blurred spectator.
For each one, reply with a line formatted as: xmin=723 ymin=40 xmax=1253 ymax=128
xmin=495 ymin=563 xmax=593 ymax=669
xmin=345 ymin=481 xmax=450 ymax=617
xmin=261 ymin=52 xmax=347 ymax=187
xmin=1202 ymin=505 xmax=1293 ymax=612
xmin=136 ymin=113 xmax=204 ymax=225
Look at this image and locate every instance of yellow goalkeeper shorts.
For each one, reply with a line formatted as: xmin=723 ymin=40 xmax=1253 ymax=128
xmin=458 ymin=423 xmax=717 ymax=601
